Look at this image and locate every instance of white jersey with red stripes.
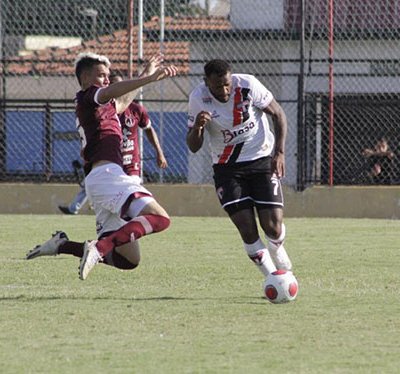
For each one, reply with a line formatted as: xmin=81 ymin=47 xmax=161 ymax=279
xmin=188 ymin=74 xmax=275 ymax=165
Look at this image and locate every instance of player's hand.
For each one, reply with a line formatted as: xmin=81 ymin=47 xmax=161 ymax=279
xmin=272 ymin=152 xmax=285 ymax=178
xmin=194 ymin=111 xmax=211 ymax=130
xmin=141 ymin=53 xmax=163 ymax=77
xmin=157 ymin=153 xmax=168 ymax=169
xmin=152 ymin=64 xmax=178 ymax=81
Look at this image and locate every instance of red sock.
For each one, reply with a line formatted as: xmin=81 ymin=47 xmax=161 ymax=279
xmin=58 ymin=241 xmax=84 ymax=258
xmin=96 ymin=214 xmax=170 ymax=257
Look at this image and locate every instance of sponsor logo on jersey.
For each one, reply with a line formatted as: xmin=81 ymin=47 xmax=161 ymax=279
xmin=123 ymin=154 xmax=133 ymax=165
xmin=236 ymin=99 xmax=250 ymax=111
xmin=202 ymin=97 xmax=212 ymax=104
xmin=233 ymin=87 xmax=250 ymax=126
xmin=221 ymin=121 xmax=255 ymax=143
xmin=123 ymin=139 xmax=134 ymax=152
xmin=125 ymin=116 xmax=134 ymax=128
xmin=211 ymin=110 xmax=219 ymax=119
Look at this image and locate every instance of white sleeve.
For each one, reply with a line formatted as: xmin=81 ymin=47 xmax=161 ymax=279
xmin=187 ymin=91 xmax=202 ymax=129
xmin=93 ymin=87 xmax=111 ymax=106
xmin=250 ymin=76 xmax=274 ymax=110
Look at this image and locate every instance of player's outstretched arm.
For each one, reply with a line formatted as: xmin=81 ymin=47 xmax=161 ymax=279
xmin=98 ymin=65 xmax=178 ymax=111
xmin=116 ymin=54 xmax=165 ymax=114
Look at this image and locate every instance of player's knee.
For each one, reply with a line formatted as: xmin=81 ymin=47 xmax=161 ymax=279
xmin=265 ymin=222 xmax=285 ymax=241
xmin=239 ymin=228 xmax=259 ymax=243
xmin=149 ymin=214 xmax=170 ymax=233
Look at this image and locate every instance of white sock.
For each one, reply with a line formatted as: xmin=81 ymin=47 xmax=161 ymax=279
xmin=244 ymin=238 xmax=277 ymax=276
xmin=265 ymin=223 xmax=292 ymax=271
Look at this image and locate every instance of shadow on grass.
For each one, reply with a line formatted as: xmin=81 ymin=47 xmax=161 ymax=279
xmin=0 ymin=294 xmax=267 ymax=304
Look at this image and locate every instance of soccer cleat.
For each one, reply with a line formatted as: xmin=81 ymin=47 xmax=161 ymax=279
xmin=58 ymin=206 xmax=78 ymax=215
xmin=268 ymin=244 xmax=292 ymax=271
xmin=79 ymin=240 xmax=102 ymax=280
xmin=26 ymin=231 xmax=69 ymax=260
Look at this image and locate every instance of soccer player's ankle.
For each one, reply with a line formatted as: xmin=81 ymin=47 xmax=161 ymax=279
xmin=266 ymin=223 xmax=286 ymax=248
xmin=244 ymin=239 xmax=276 ymax=276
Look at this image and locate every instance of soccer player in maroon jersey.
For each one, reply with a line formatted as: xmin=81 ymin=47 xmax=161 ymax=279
xmin=187 ymin=59 xmax=293 ymax=282
xmin=58 ymin=72 xmax=167 ymax=215
xmin=27 ymin=52 xmax=177 ymax=280
xmin=27 ymin=69 xmax=170 ymax=272
xmin=110 ymin=71 xmax=168 ymax=177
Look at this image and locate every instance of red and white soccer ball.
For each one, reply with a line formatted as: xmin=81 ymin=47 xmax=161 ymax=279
xmin=264 ymin=270 xmax=299 ymax=304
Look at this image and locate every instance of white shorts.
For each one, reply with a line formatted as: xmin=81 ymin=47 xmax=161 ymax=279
xmin=85 ymin=163 xmax=154 ymax=237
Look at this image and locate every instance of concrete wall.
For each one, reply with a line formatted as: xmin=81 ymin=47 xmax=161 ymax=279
xmin=0 ymin=183 xmax=399 ymax=219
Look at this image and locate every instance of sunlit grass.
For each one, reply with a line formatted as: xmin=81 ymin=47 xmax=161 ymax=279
xmin=1 ymin=215 xmax=399 ymax=373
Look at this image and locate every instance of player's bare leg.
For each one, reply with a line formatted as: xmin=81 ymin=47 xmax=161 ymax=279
xmin=108 ymin=241 xmax=141 ymax=268
xmin=135 ymin=199 xmax=169 ymax=218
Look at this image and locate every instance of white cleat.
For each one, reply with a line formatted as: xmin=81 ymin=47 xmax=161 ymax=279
xmin=26 ymin=231 xmax=68 ymax=260
xmin=79 ymin=240 xmax=102 ymax=280
xmin=268 ymin=244 xmax=292 ymax=271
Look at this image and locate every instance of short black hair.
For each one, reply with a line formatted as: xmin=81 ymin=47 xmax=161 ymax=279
xmin=204 ymin=59 xmax=231 ymax=78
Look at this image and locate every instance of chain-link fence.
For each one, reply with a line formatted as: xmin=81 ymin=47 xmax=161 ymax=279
xmin=0 ymin=0 xmax=399 ymax=188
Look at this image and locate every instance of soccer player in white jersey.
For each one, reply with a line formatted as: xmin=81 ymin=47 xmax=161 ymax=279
xmin=187 ymin=59 xmax=293 ymax=282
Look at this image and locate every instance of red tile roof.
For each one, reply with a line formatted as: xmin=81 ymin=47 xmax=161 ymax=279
xmin=146 ymin=15 xmax=231 ymax=31
xmin=5 ymin=16 xmax=231 ymax=76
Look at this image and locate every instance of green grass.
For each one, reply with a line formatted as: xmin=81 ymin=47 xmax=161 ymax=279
xmin=1 ymin=215 xmax=400 ymax=373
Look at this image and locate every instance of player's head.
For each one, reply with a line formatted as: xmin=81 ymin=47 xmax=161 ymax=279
xmin=75 ymin=52 xmax=111 ymax=89
xmin=376 ymin=136 xmax=389 ymax=151
xmin=109 ymin=70 xmax=124 ymax=84
xmin=204 ymin=59 xmax=232 ymax=103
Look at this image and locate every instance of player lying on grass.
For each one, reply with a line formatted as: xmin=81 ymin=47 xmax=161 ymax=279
xmin=27 ymin=52 xmax=177 ymax=280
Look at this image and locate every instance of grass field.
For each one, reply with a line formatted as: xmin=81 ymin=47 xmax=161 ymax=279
xmin=1 ymin=215 xmax=399 ymax=373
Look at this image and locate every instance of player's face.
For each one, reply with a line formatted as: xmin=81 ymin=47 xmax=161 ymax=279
xmin=85 ymin=64 xmax=110 ymax=88
xmin=205 ymin=72 xmax=232 ymax=103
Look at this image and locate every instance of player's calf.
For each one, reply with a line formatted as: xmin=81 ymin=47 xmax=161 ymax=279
xmin=79 ymin=215 xmax=170 ymax=280
xmin=103 ymin=250 xmax=139 ymax=270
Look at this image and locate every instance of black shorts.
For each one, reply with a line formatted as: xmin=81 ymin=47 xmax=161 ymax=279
xmin=213 ymin=157 xmax=284 ymax=215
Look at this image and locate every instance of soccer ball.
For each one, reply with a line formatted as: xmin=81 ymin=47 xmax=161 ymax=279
xmin=263 ymin=270 xmax=298 ymax=304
